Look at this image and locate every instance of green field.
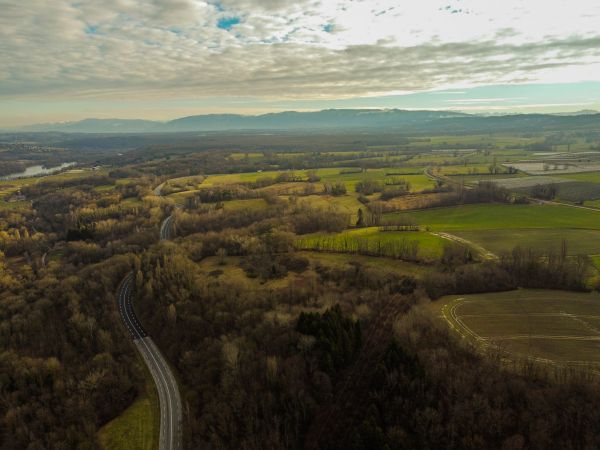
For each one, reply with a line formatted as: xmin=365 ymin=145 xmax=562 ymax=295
xmin=395 ymin=204 xmax=600 ymax=231
xmin=296 ymin=227 xmax=448 ymax=261
xmin=222 ymin=198 xmax=269 ymax=211
xmin=317 ymin=168 xmax=434 ymax=191
xmin=432 ymin=289 xmax=600 ymax=366
xmin=453 ymin=229 xmax=600 ymax=256
xmin=228 ymin=152 xmax=264 ymax=160
xmin=558 ymin=171 xmax=600 ymax=184
xmin=97 ymin=360 xmax=159 ymax=450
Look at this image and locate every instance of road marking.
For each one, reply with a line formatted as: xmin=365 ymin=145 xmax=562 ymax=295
xmin=118 ymin=274 xmax=181 ymax=449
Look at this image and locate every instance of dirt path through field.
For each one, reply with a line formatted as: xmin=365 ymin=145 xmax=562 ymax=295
xmin=430 ymin=231 xmax=499 ymax=260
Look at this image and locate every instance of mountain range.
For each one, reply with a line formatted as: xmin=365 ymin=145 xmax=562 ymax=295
xmin=13 ymin=109 xmax=600 ymax=134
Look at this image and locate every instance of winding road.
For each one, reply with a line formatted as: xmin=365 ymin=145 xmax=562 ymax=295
xmin=116 ymin=193 xmax=181 ymax=450
xmin=159 ymin=215 xmax=175 ymax=241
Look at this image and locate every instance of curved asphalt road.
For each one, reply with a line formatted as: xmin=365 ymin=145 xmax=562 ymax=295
xmin=116 ymin=188 xmax=182 ymax=450
xmin=117 ymin=274 xmax=182 ymax=450
xmin=159 ymin=215 xmax=174 ymax=241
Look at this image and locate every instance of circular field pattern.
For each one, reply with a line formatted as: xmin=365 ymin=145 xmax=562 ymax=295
xmin=436 ymin=289 xmax=600 ymax=367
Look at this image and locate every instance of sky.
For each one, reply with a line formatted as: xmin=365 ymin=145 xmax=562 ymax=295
xmin=2 ymin=0 xmax=600 ymax=126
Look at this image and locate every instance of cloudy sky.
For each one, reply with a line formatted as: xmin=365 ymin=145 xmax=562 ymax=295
xmin=2 ymin=0 xmax=600 ymax=126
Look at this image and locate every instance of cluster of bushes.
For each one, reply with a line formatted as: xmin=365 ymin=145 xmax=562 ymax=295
xmin=192 ymin=187 xmax=259 ymax=203
xmin=241 ymin=231 xmax=310 ymax=279
xmin=291 ymin=204 xmax=350 ymax=234
xmin=355 ymin=180 xmax=383 ymax=195
xmin=530 ymin=183 xmax=558 ymax=200
xmin=380 ymin=186 xmax=410 ymax=200
xmin=355 ymin=179 xmax=411 ymax=200
xmin=424 ymin=243 xmax=591 ymax=299
xmin=323 ymin=182 xmax=347 ymax=196
xmin=315 ymin=261 xmax=417 ymax=294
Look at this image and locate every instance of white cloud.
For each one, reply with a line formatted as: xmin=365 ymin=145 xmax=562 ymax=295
xmin=1 ymin=0 xmax=600 ymax=103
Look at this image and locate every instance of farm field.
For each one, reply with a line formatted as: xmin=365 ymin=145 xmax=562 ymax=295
xmin=557 ymin=171 xmax=600 ymax=184
xmin=316 ymin=168 xmax=433 ymax=192
xmin=228 ymin=152 xmax=264 ymax=160
xmin=490 ymin=176 xmax=569 ymax=189
xmin=450 ymin=173 xmax=527 ymax=185
xmin=506 ymin=162 xmax=600 ymax=175
xmin=395 ymin=203 xmax=600 ymax=231
xmin=201 ymin=168 xmax=435 ymax=192
xmin=295 ymin=227 xmax=448 ymax=261
xmin=453 ymin=229 xmax=600 ymax=256
xmin=440 ymin=164 xmax=512 ymax=176
xmin=430 ymin=289 xmax=600 ymax=366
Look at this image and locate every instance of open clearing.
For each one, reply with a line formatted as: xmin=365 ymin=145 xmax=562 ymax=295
xmin=394 ymin=204 xmax=600 ymax=258
xmin=396 ymin=203 xmax=600 ymax=231
xmin=295 ymin=227 xmax=448 ymax=261
xmin=453 ymin=229 xmax=600 ymax=256
xmin=557 ymin=171 xmax=600 ymax=184
xmin=201 ymin=168 xmax=435 ymax=192
xmin=97 ymin=357 xmax=158 ymax=450
xmin=489 ymin=176 xmax=569 ymax=189
xmin=505 ymin=162 xmax=600 ymax=175
xmin=431 ymin=289 xmax=600 ymax=366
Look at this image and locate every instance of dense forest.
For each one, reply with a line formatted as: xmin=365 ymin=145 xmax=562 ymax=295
xmin=1 ymin=140 xmax=600 ymax=450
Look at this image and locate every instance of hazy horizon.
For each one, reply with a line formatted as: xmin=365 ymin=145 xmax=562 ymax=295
xmin=3 ymin=1 xmax=600 ymax=127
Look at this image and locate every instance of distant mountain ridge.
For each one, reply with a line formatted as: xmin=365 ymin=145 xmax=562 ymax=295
xmin=21 ymin=118 xmax=160 ymax=133
xmin=15 ymin=109 xmax=600 ymax=134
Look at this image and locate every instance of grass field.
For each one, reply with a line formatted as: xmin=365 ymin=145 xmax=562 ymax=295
xmin=394 ymin=204 xmax=600 ymax=231
xmin=295 ymin=227 xmax=448 ymax=261
xmin=431 ymin=289 xmax=600 ymax=366
xmin=222 ymin=198 xmax=269 ymax=212
xmin=453 ymin=229 xmax=600 ymax=256
xmin=228 ymin=152 xmax=264 ymax=160
xmin=298 ymin=251 xmax=429 ymax=278
xmin=316 ymin=168 xmax=434 ymax=192
xmin=98 ymin=357 xmax=159 ymax=450
xmin=499 ymin=178 xmax=600 ymax=203
xmin=558 ymin=171 xmax=600 ymax=184
xmin=490 ymin=176 xmax=568 ymax=189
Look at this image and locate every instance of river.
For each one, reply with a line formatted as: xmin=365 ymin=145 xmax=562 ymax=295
xmin=0 ymin=162 xmax=76 ymax=181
